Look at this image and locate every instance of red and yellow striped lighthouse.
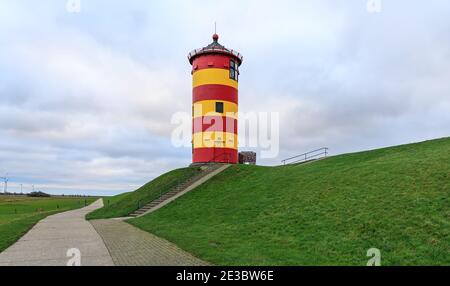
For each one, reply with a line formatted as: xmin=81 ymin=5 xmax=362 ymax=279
xmin=188 ymin=34 xmax=243 ymax=164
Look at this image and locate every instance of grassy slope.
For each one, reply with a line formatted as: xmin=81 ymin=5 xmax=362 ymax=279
xmin=86 ymin=167 xmax=202 ymax=220
xmin=129 ymin=138 xmax=450 ymax=265
xmin=0 ymin=196 xmax=97 ymax=252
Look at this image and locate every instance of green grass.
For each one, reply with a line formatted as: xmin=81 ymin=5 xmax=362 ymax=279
xmin=86 ymin=167 xmax=203 ymax=220
xmin=0 ymin=196 xmax=97 ymax=252
xmin=129 ymin=137 xmax=450 ymax=265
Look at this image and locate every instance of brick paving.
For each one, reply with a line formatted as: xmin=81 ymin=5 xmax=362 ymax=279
xmin=0 ymin=199 xmax=113 ymax=266
xmin=90 ymin=219 xmax=209 ymax=266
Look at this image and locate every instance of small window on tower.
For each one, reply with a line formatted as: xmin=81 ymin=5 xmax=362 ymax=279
xmin=229 ymin=60 xmax=239 ymax=82
xmin=230 ymin=69 xmax=235 ymax=80
xmin=216 ymin=102 xmax=224 ymax=113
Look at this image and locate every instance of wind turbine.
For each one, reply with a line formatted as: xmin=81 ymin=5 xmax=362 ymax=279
xmin=1 ymin=174 xmax=8 ymax=194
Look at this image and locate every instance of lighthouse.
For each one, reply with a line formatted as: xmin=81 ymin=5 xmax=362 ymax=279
xmin=188 ymin=34 xmax=243 ymax=164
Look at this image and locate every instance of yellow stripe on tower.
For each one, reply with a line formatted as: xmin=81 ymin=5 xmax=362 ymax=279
xmin=193 ymin=132 xmax=238 ymax=149
xmin=193 ymin=68 xmax=238 ymax=89
xmin=193 ymin=100 xmax=238 ymax=119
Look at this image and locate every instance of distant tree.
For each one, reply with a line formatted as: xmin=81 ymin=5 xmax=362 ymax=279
xmin=27 ymin=191 xmax=51 ymax=197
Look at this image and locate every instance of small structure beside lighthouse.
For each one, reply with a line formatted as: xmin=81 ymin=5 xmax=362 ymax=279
xmin=188 ymin=34 xmax=243 ymax=164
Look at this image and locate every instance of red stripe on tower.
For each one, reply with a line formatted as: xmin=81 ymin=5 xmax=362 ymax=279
xmin=193 ymin=85 xmax=238 ymax=104
xmin=192 ymin=147 xmax=238 ymax=164
xmin=191 ymin=54 xmax=233 ymax=72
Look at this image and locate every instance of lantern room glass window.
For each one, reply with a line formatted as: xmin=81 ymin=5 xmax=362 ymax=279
xmin=229 ymin=60 xmax=239 ymax=82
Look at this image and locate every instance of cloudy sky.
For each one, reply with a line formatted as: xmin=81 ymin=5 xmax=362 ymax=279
xmin=0 ymin=0 xmax=449 ymax=196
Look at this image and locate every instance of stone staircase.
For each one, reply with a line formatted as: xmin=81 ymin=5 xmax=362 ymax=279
xmin=128 ymin=164 xmax=229 ymax=217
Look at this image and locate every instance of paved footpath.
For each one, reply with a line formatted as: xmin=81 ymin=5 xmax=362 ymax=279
xmin=91 ymin=219 xmax=209 ymax=266
xmin=0 ymin=199 xmax=114 ymax=266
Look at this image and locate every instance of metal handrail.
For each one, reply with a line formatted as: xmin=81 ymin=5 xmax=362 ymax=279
xmin=282 ymin=147 xmax=329 ymax=165
xmin=159 ymin=155 xmax=226 ymax=200
xmin=188 ymin=47 xmax=243 ymax=63
xmin=288 ymin=152 xmax=326 ymax=164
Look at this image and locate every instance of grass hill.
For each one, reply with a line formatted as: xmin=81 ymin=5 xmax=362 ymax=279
xmin=126 ymin=137 xmax=450 ymax=265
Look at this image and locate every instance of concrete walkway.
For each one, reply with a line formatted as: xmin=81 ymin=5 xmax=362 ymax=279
xmin=91 ymin=219 xmax=209 ymax=266
xmin=0 ymin=199 xmax=114 ymax=266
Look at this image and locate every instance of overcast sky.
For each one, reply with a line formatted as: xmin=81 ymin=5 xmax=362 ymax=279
xmin=0 ymin=0 xmax=449 ymax=196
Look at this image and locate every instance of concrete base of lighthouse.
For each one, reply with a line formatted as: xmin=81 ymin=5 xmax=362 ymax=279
xmin=189 ymin=162 xmax=230 ymax=167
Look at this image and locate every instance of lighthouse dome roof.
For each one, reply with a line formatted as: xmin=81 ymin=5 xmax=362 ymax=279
xmin=188 ymin=34 xmax=243 ymax=65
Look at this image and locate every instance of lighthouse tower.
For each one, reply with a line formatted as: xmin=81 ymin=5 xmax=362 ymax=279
xmin=188 ymin=34 xmax=243 ymax=164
